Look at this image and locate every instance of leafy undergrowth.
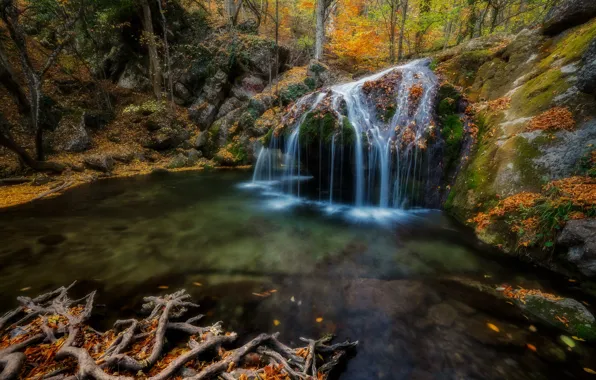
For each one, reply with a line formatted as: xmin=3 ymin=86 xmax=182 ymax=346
xmin=469 ymin=174 xmax=596 ymax=250
xmin=527 ymin=107 xmax=575 ymax=132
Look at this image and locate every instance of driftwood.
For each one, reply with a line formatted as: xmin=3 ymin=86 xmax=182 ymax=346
xmin=0 ymin=286 xmax=358 ymax=380
xmin=32 ymin=180 xmax=74 ymax=201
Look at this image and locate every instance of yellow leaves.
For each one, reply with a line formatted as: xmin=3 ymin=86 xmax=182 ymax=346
xmin=158 ymin=285 xmax=169 ymax=289
xmin=273 ymin=319 xmax=281 ymax=326
xmin=20 ymin=286 xmax=31 ymax=291
xmin=572 ymin=336 xmax=585 ymax=341
xmin=529 ymin=325 xmax=537 ymax=332
xmin=315 ymin=317 xmax=323 ymax=323
xmin=486 ymin=323 xmax=500 ymax=333
xmin=526 ymin=343 xmax=537 ymax=352
xmin=584 ymin=368 xmax=596 ymax=375
xmin=560 ymin=335 xmax=576 ymax=348
xmin=193 ymin=282 xmax=203 ymax=287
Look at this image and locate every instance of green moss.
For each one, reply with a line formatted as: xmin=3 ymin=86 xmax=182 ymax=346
xmin=308 ymin=62 xmax=327 ymax=74
xmin=261 ymin=127 xmax=274 ymax=146
xmin=442 ymin=115 xmax=464 ymax=172
xmin=539 ymin=18 xmax=596 ymax=71
xmin=304 ymin=77 xmax=316 ymax=90
xmin=444 ymin=190 xmax=456 ymax=210
xmin=512 ymin=69 xmax=569 ymax=116
xmin=299 ymin=112 xmax=337 ymax=145
xmin=280 ymin=83 xmax=310 ymax=105
xmin=513 ymin=136 xmax=543 ymax=188
xmin=341 ymin=117 xmax=356 ymax=145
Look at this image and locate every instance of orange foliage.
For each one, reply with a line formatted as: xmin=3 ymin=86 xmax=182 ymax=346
xmin=544 ymin=176 xmax=596 ymax=207
xmin=527 ymin=107 xmax=575 ymax=132
xmin=468 ymin=192 xmax=542 ymax=231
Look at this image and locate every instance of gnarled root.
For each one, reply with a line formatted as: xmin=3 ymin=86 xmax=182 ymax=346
xmin=0 ymin=287 xmax=358 ymax=380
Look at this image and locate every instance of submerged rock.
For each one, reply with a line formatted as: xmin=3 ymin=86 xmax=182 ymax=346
xmin=558 ymin=219 xmax=596 ymax=277
xmin=516 ymin=294 xmax=596 ymax=341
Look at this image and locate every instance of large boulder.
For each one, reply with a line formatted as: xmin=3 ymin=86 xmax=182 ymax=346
xmin=117 ymin=61 xmax=150 ymax=92
xmin=84 ymin=154 xmax=115 ymax=172
xmin=542 ymin=0 xmax=596 ymax=36
xmin=143 ymin=127 xmax=191 ymax=151
xmin=50 ymin=115 xmax=90 ymax=152
xmin=577 ymin=38 xmax=596 ymax=95
xmin=188 ymin=70 xmax=229 ymax=129
xmin=558 ymin=219 xmax=596 ymax=277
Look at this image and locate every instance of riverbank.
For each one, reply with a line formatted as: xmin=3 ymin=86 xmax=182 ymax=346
xmin=0 ymin=160 xmax=251 ymax=209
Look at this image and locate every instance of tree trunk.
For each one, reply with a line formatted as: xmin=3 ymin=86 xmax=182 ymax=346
xmin=0 ymin=46 xmax=30 ymax=114
xmin=141 ymin=0 xmax=162 ymax=99
xmin=314 ymin=0 xmax=325 ymax=60
xmin=388 ymin=0 xmax=397 ymax=63
xmin=414 ymin=0 xmax=431 ymax=54
xmin=397 ymin=0 xmax=409 ymax=61
xmin=0 ymin=119 xmax=64 ymax=173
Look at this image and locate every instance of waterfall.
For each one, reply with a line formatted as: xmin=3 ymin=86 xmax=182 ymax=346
xmin=252 ymin=59 xmax=438 ymax=209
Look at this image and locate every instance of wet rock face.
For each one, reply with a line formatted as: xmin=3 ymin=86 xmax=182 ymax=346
xmin=558 ymin=219 xmax=596 ymax=277
xmin=188 ymin=70 xmax=229 ymax=130
xmin=577 ymin=38 xmax=596 ymax=95
xmin=542 ymin=0 xmax=596 ymax=36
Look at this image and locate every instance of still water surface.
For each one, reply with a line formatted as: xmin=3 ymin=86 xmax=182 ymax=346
xmin=0 ymin=171 xmax=594 ymax=379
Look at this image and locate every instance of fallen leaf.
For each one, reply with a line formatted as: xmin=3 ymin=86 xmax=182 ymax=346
xmin=568 ymin=279 xmax=577 ymax=283
xmin=529 ymin=325 xmax=537 ymax=332
xmin=572 ymin=336 xmax=586 ymax=341
xmin=316 ymin=317 xmax=323 ymax=323
xmin=158 ymin=285 xmax=169 ymax=289
xmin=20 ymin=287 xmax=31 ymax=291
xmin=487 ymin=323 xmax=500 ymax=333
xmin=526 ymin=343 xmax=537 ymax=352
xmin=560 ymin=335 xmax=576 ymax=348
xmin=193 ymin=282 xmax=202 ymax=287
xmin=290 ymin=296 xmax=295 ymax=302
xmin=584 ymin=368 xmax=596 ymax=375
xmin=273 ymin=319 xmax=281 ymax=326
xmin=269 ymin=289 xmax=277 ymax=293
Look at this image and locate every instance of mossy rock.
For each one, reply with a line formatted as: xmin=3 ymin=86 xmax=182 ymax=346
xmin=510 ymin=69 xmax=570 ymax=117
xmin=280 ymin=83 xmax=310 ymax=105
xmin=442 ymin=114 xmax=465 ymax=172
xmin=299 ymin=112 xmax=338 ymax=145
xmin=517 ymin=295 xmax=596 ymax=341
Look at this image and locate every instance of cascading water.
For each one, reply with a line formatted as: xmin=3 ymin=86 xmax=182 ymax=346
xmin=252 ymin=59 xmax=438 ymax=210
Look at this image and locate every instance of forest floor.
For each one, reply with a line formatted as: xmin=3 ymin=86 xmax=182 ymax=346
xmin=0 ymin=163 xmax=252 ymax=209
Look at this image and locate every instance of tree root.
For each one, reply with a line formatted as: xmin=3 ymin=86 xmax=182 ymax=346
xmin=0 ymin=286 xmax=358 ymax=380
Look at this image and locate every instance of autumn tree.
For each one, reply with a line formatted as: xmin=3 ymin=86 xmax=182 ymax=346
xmin=0 ymin=0 xmax=82 ymax=170
xmin=315 ymin=0 xmax=336 ymax=60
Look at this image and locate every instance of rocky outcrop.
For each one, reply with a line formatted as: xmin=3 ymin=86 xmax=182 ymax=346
xmin=439 ymin=20 xmax=596 ymax=272
xmin=542 ymin=0 xmax=596 ymax=35
xmin=49 ymin=115 xmax=90 ymax=153
xmin=577 ymin=38 xmax=596 ymax=95
xmin=143 ymin=127 xmax=191 ymax=151
xmin=558 ymin=219 xmax=596 ymax=276
xmin=188 ymin=70 xmax=229 ymax=129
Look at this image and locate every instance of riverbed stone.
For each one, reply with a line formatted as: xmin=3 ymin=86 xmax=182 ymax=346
xmin=517 ymin=294 xmax=596 ymax=340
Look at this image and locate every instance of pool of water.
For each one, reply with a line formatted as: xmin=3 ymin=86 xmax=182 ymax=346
xmin=0 ymin=170 xmax=594 ymax=379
